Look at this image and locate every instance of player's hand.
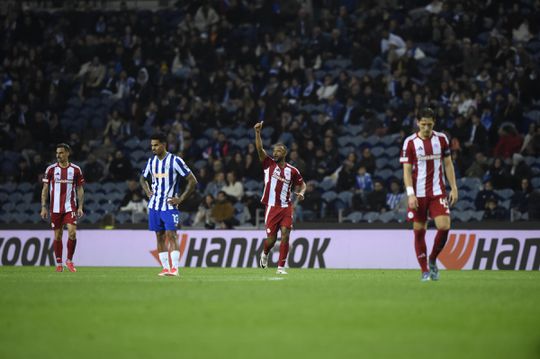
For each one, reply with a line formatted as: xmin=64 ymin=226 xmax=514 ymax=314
xmin=40 ymin=208 xmax=48 ymax=220
xmin=408 ymin=195 xmax=418 ymax=211
xmin=144 ymin=189 xmax=153 ymax=199
xmin=167 ymin=197 xmax=183 ymax=206
xmin=295 ymin=192 xmax=305 ymax=201
xmin=449 ymin=188 xmax=458 ymax=207
xmin=77 ymin=208 xmax=84 ymax=218
xmin=254 ymin=122 xmax=263 ymax=132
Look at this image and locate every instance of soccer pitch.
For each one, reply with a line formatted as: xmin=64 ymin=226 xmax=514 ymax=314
xmin=0 ymin=268 xmax=539 ymax=359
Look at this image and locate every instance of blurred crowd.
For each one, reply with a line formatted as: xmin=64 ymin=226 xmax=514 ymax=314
xmin=1 ymin=0 xmax=540 ymax=223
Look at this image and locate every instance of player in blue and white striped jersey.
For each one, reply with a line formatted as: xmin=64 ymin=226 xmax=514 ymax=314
xmin=140 ymin=133 xmax=198 ymax=277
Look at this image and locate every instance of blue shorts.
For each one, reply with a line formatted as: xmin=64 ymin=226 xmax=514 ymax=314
xmin=148 ymin=209 xmax=180 ymax=231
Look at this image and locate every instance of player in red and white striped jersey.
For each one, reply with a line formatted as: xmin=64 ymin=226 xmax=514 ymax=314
xmin=400 ymin=108 xmax=458 ymax=281
xmin=254 ymin=122 xmax=306 ymax=274
xmin=40 ymin=143 xmax=85 ymax=273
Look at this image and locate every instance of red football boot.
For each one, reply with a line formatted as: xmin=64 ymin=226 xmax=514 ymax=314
xmin=65 ymin=260 xmax=77 ymax=272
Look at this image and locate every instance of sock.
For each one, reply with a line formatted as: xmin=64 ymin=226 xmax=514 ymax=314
xmin=278 ymin=241 xmax=289 ymax=268
xmin=263 ymin=239 xmax=275 ymax=255
xmin=159 ymin=252 xmax=170 ymax=270
xmin=54 ymin=240 xmax=63 ymax=264
xmin=429 ymin=229 xmax=449 ymax=262
xmin=171 ymin=250 xmax=180 ymax=269
xmin=414 ymin=229 xmax=428 ymax=272
xmin=67 ymin=239 xmax=77 ymax=261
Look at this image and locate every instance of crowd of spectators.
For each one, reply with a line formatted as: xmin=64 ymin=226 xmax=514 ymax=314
xmin=1 ymin=0 xmax=540 ymax=224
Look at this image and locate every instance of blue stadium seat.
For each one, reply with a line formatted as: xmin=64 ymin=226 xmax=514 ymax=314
xmin=343 ymin=211 xmax=363 ymax=223
xmin=363 ymin=212 xmax=380 ymax=223
xmin=318 ymin=178 xmax=335 ymax=191
xmin=379 ymin=211 xmax=397 ymax=223
xmin=494 ymin=189 xmax=514 ymax=200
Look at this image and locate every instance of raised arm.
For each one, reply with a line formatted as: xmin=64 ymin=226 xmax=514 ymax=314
xmin=40 ymin=183 xmax=49 ymax=220
xmin=403 ymin=163 xmax=418 ymax=210
xmin=167 ymin=172 xmax=198 ymax=207
xmin=443 ymin=155 xmax=459 ymax=207
xmin=253 ymin=122 xmax=268 ymax=162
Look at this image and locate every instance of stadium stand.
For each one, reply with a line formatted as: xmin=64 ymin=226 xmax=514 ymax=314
xmin=0 ymin=0 xmax=540 ymax=226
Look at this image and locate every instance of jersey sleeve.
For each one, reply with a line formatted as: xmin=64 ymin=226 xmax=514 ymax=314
xmin=293 ymin=168 xmax=304 ymax=186
xmin=262 ymin=155 xmax=273 ymax=170
xmin=76 ymin=167 xmax=85 ymax=186
xmin=42 ymin=166 xmax=52 ymax=183
xmin=142 ymin=158 xmax=152 ymax=177
xmin=441 ymin=133 xmax=451 ymax=157
xmin=400 ymin=139 xmax=415 ymax=164
xmin=173 ymin=156 xmax=191 ymax=178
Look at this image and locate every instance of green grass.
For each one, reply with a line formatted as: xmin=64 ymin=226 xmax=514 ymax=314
xmin=0 ymin=268 xmax=539 ymax=359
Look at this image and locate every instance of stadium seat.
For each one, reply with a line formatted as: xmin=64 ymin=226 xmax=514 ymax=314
xmin=343 ymin=211 xmax=363 ymax=223
xmin=379 ymin=211 xmax=397 ymax=223
xmin=377 ymin=169 xmax=393 ymax=181
xmin=337 ymin=135 xmax=354 ymax=147
xmin=376 ymin=158 xmax=390 ymax=169
xmin=385 ymin=146 xmax=400 ymax=157
xmin=338 ymin=146 xmax=356 ymax=157
xmin=345 ymin=125 xmax=363 ymax=136
xmin=363 ymin=212 xmax=380 ymax=223
xmin=454 ymin=200 xmax=474 ymax=211
xmin=124 ymin=137 xmax=141 ymax=150
xmin=532 ymin=177 xmax=540 ymax=188
xmin=17 ymin=182 xmax=32 ymax=192
xmin=318 ymin=178 xmax=336 ymax=191
xmin=337 ymin=191 xmax=353 ymax=208
xmin=321 ymin=191 xmax=338 ymax=203
xmin=494 ymin=189 xmax=514 ymax=200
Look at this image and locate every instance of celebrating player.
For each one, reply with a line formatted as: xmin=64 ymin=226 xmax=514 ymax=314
xmin=400 ymin=108 xmax=458 ymax=281
xmin=40 ymin=143 xmax=85 ymax=272
xmin=140 ymin=133 xmax=198 ymax=277
xmin=254 ymin=122 xmax=306 ymax=274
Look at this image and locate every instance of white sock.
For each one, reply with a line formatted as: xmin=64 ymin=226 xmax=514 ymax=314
xmin=171 ymin=250 xmax=180 ymax=269
xmin=159 ymin=252 xmax=170 ymax=270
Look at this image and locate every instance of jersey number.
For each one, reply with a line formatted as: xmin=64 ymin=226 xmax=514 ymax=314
xmin=172 ymin=214 xmax=179 ymax=225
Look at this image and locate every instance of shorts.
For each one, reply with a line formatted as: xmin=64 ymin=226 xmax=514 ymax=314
xmin=148 ymin=208 xmax=180 ymax=231
xmin=264 ymin=205 xmax=293 ymax=237
xmin=407 ymin=195 xmax=450 ymax=223
xmin=51 ymin=211 xmax=78 ymax=229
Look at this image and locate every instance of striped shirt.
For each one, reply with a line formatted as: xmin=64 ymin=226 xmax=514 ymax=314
xmin=43 ymin=163 xmax=85 ymax=213
xmin=142 ymin=153 xmax=191 ymax=211
xmin=400 ymin=131 xmax=451 ymax=198
xmin=386 ymin=192 xmax=404 ymax=210
xmin=261 ymin=156 xmax=304 ymax=207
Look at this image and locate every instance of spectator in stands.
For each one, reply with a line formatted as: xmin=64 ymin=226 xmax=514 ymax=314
xmin=465 ymin=152 xmax=489 ymax=179
xmin=211 ymin=191 xmax=236 ymax=229
xmin=205 ymin=171 xmax=226 ymax=197
xmin=475 ymin=180 xmax=500 ymax=211
xmin=107 ymin=150 xmax=134 ymax=182
xmin=222 ymin=171 xmax=244 ymax=202
xmin=193 ymin=194 xmax=215 ymax=229
xmin=483 ymin=196 xmax=508 ymax=221
xmin=521 ymin=122 xmax=540 ymax=156
xmin=243 ymin=153 xmax=260 ymax=180
xmin=365 ymin=179 xmax=388 ymax=213
xmin=336 ymin=159 xmax=356 ymax=192
xmin=494 ymin=124 xmax=523 ymax=159
xmin=511 ymin=178 xmax=532 ymax=216
xmin=227 ymin=152 xmax=245 ymax=179
xmin=119 ymin=192 xmax=148 ymax=214
xmin=84 ymin=153 xmax=105 ymax=183
xmin=510 ymin=153 xmax=532 ymax=189
xmin=298 ymin=181 xmax=321 ymax=220
xmin=386 ymin=180 xmax=404 ymax=211
xmin=358 ymin=147 xmax=376 ymax=174
xmin=485 ymin=157 xmax=512 ymax=189
xmin=463 ymin=113 xmax=489 ymax=155
xmin=120 ymin=179 xmax=144 ymax=207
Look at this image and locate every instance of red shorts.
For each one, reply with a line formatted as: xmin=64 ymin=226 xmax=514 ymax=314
xmin=264 ymin=205 xmax=293 ymax=237
xmin=407 ymin=195 xmax=450 ymax=223
xmin=50 ymin=211 xmax=78 ymax=229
